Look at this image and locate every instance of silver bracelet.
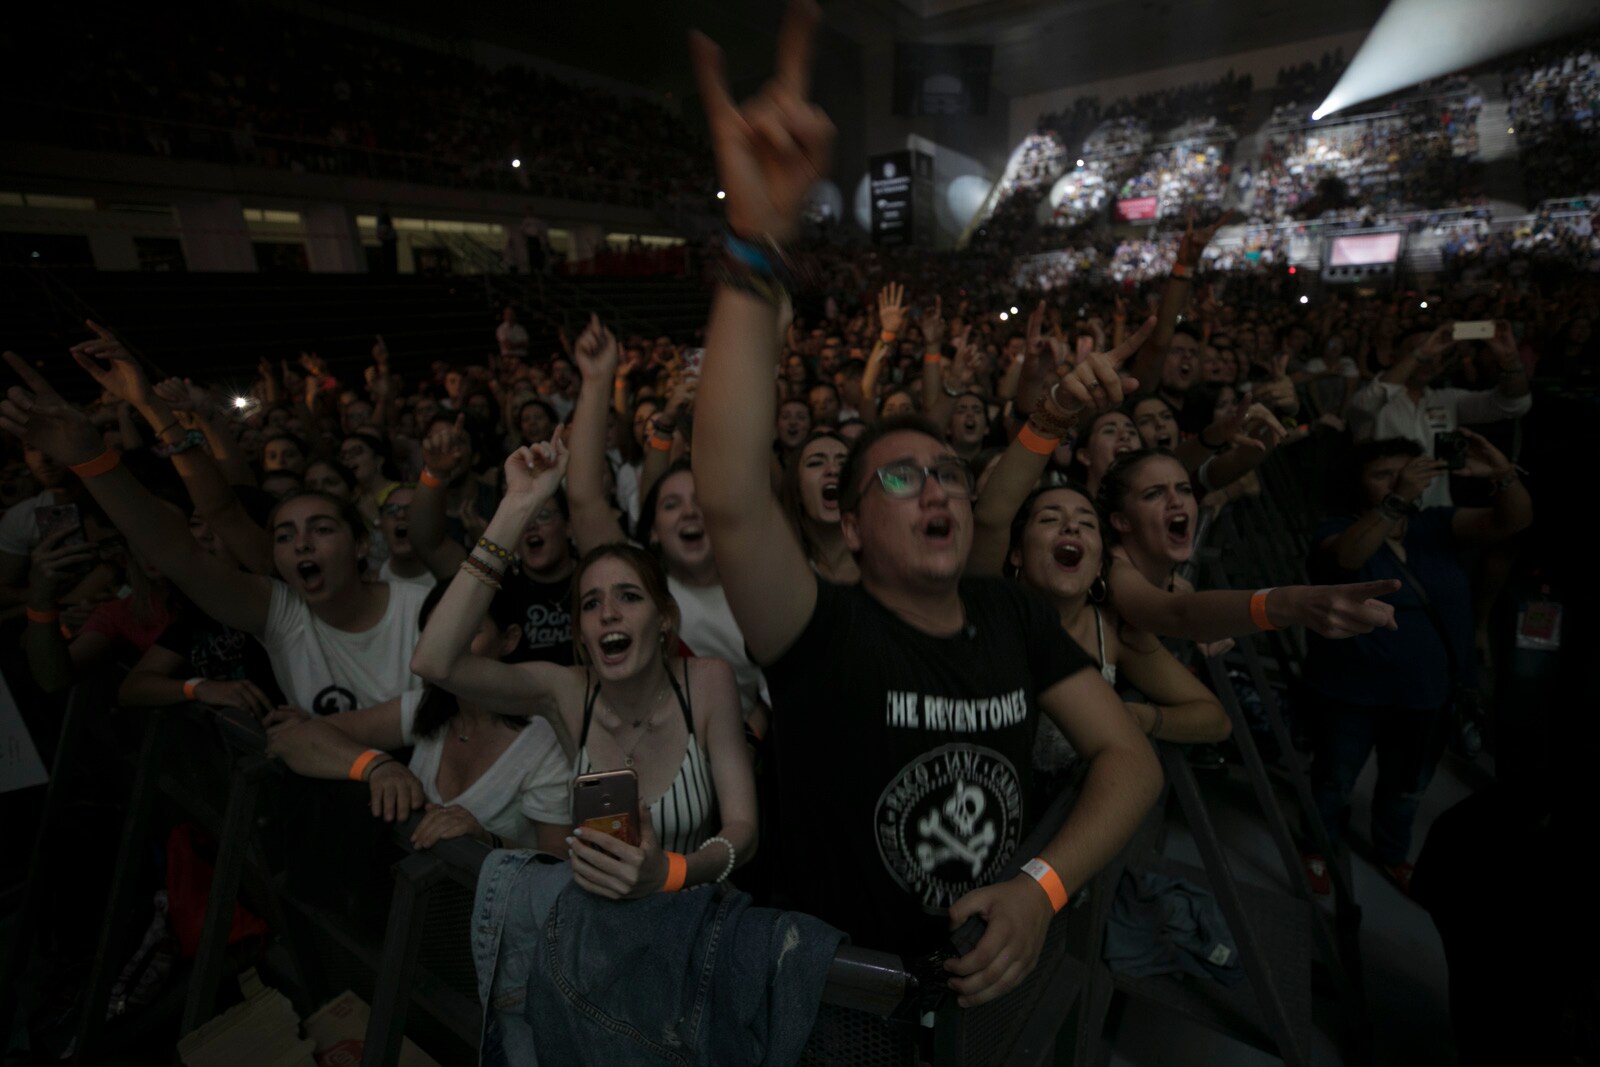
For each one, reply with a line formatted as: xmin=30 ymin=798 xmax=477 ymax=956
xmin=701 ymin=835 xmax=737 ymax=882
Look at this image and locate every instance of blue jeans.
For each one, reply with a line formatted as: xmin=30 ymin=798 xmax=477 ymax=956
xmin=1310 ymin=699 xmax=1450 ymax=865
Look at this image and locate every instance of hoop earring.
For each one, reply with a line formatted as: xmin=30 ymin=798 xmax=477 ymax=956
xmin=1089 ymin=576 xmax=1108 ymax=603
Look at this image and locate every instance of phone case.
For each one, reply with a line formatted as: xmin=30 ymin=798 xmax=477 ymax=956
xmin=572 ymin=770 xmax=641 ymax=846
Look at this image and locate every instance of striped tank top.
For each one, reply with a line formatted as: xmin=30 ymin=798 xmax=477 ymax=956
xmin=575 ymin=662 xmax=716 ymax=856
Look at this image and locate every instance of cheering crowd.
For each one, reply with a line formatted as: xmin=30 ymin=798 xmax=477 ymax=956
xmin=2 ymin=5 xmax=1586 ymax=1057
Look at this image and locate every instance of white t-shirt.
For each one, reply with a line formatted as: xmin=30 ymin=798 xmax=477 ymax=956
xmin=1347 ymin=381 xmax=1533 ymax=508
xmin=378 ymin=559 xmax=436 ymax=589
xmin=496 ymin=322 xmax=530 ymax=358
xmin=0 ymin=489 xmax=60 ymax=557
xmin=668 ymin=575 xmax=765 ymax=715
xmin=398 ymin=689 xmax=572 ymax=845
xmin=260 ymin=580 xmax=430 ymax=715
xmin=610 ymin=451 xmax=641 ymax=529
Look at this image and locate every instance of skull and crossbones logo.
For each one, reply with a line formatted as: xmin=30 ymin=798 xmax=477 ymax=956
xmin=916 ymin=780 xmax=996 ymax=878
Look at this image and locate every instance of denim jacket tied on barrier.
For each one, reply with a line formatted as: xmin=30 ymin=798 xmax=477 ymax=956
xmin=472 ymin=849 xmax=845 ymax=1066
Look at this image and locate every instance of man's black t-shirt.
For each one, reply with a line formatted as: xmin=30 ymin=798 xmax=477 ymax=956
xmin=155 ymin=612 xmax=285 ymax=705
xmin=500 ymin=571 xmax=575 ymax=666
xmin=762 ymin=576 xmax=1092 ymax=954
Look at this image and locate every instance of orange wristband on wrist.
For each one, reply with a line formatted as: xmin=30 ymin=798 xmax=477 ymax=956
xmin=348 ymin=749 xmax=383 ymax=782
xmin=880 ymin=331 xmax=898 ymax=344
xmin=419 ymin=468 xmax=444 ymax=489
xmin=1250 ymin=587 xmax=1278 ymax=631
xmin=661 ymin=851 xmax=688 ymax=892
xmin=1016 ymin=423 xmax=1059 ymax=456
xmin=26 ymin=608 xmax=60 ymax=624
xmin=182 ymin=677 xmax=203 ymax=701
xmin=70 ymin=450 xmax=121 ymax=479
xmin=1023 ymin=857 xmax=1069 ymax=913
xmin=923 ymin=351 xmax=942 ymax=363
xmin=648 ymin=435 xmax=673 ymax=452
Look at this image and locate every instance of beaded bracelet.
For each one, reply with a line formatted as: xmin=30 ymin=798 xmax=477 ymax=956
xmin=701 ymin=835 xmax=737 ymax=883
xmin=460 ymin=555 xmax=503 ymax=590
xmin=475 ymin=536 xmax=515 ymax=564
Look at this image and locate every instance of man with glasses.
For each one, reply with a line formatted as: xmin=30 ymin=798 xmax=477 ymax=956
xmin=690 ymin=0 xmax=1161 ymax=1009
xmin=374 ymin=484 xmax=433 ymax=588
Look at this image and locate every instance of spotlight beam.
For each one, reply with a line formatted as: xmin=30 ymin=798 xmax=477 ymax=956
xmin=1314 ymin=0 xmax=1600 ymax=119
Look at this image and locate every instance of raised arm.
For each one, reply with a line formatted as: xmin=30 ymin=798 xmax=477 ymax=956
xmin=1108 ymin=555 xmax=1400 ymax=642
xmin=150 ymin=377 xmax=273 ymax=574
xmin=409 ymin=416 xmax=471 ymax=580
xmin=639 ymin=372 xmax=696 ymax=508
xmin=1 ymin=349 xmax=274 ymax=635
xmin=688 ymin=3 xmax=831 ymax=663
xmin=566 ymin=316 xmax=630 ymax=555
xmin=409 ymin=442 xmax=576 ymax=721
xmin=968 ymin=317 xmax=1155 ymax=575
xmin=861 ymin=284 xmax=910 ymax=421
xmin=1320 ymin=455 xmax=1442 ymax=572
xmin=1131 ymin=211 xmax=1228 ymax=392
xmin=1448 ymin=428 xmax=1532 ymax=546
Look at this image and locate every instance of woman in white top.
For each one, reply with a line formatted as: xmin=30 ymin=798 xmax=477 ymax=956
xmin=265 ymin=583 xmax=570 ymax=852
xmin=411 ymin=438 xmax=756 ymax=899
xmin=0 ymin=347 xmax=427 ymax=717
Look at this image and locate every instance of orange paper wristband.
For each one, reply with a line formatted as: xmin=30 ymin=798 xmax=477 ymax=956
xmin=25 ymin=608 xmax=60 ymax=624
xmin=880 ymin=330 xmax=898 ymax=344
xmin=348 ymin=749 xmax=384 ymax=782
xmin=70 ymin=450 xmax=121 ymax=479
xmin=182 ymin=677 xmax=203 ymax=701
xmin=923 ymin=351 xmax=942 ymax=363
xmin=661 ymin=851 xmax=688 ymax=892
xmin=648 ymin=435 xmax=673 ymax=452
xmin=419 ymin=468 xmax=445 ymax=489
xmin=1023 ymin=858 xmax=1069 ymax=913
xmin=1250 ymin=587 xmax=1278 ymax=631
xmin=1016 ymin=423 xmax=1059 ymax=456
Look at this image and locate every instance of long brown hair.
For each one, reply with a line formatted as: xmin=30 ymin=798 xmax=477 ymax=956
xmin=779 ymin=429 xmax=847 ymax=562
xmin=568 ymin=543 xmax=680 ymax=665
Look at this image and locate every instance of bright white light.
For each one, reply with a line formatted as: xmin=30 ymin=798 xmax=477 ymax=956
xmin=1313 ymin=0 xmax=1597 ymax=120
xmin=1299 ymin=295 xmax=1310 ymax=305
xmin=1010 ymin=306 xmax=1019 ymax=315
xmin=998 ymin=311 xmax=1010 ymax=321
xmin=1420 ymin=301 xmax=1429 ymax=309
xmin=233 ymin=396 xmax=250 ymax=409
xmin=716 ymin=190 xmax=726 ymax=200
xmin=511 ymin=158 xmax=521 ymax=168
xmin=1507 ymin=127 xmax=1515 ymax=134
xmin=1075 ymin=159 xmax=1084 ymax=167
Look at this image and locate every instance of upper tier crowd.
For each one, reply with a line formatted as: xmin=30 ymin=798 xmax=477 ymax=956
xmin=2 ymin=4 xmax=714 ymax=207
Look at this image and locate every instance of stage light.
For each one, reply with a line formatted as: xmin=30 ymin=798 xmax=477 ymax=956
xmin=716 ymin=190 xmax=726 ymax=200
xmin=1288 ymin=266 xmax=1297 ymax=274
xmin=1299 ymin=295 xmax=1309 ymax=305
xmin=233 ymin=396 xmax=250 ymax=409
xmin=999 ymin=311 xmax=1010 ymax=321
xmin=1420 ymin=301 xmax=1429 ymax=309
xmin=1010 ymin=306 xmax=1019 ymax=315
xmin=1075 ymin=159 xmax=1084 ymax=168
xmin=511 ymin=158 xmax=521 ymax=168
xmin=1507 ymin=127 xmax=1515 ymax=134
xmin=1313 ymin=0 xmax=1596 ymax=120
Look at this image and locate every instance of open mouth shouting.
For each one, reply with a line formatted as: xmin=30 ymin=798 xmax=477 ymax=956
xmin=677 ymin=523 xmax=707 ymax=548
xmin=596 ymin=631 xmax=634 ymax=666
xmin=921 ymin=513 xmax=955 ymax=545
xmin=1165 ymin=512 xmax=1192 ymax=548
xmin=1155 ymin=433 xmax=1176 ymax=450
xmin=820 ymin=481 xmax=840 ymax=511
xmin=1051 ymin=539 xmax=1085 ymax=571
xmin=296 ymin=560 xmax=325 ymax=594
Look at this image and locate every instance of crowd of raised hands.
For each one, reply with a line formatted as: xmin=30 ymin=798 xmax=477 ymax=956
xmin=0 ymin=0 xmax=1567 ymax=1019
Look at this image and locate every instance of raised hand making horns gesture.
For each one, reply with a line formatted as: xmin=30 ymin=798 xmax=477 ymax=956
xmin=690 ymin=0 xmax=835 ymax=243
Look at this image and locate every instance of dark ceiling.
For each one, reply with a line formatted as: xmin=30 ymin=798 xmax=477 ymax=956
xmin=312 ymin=0 xmax=1388 ymax=101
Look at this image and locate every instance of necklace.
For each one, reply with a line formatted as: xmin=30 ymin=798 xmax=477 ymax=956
xmin=600 ymin=679 xmax=671 ymax=767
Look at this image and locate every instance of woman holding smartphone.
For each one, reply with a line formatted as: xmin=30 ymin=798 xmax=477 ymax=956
xmin=411 ymin=438 xmax=757 ymax=899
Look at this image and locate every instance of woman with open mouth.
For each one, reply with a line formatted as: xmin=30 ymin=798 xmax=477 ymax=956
xmin=411 ymin=439 xmax=756 ymax=900
xmin=565 ymin=316 xmax=770 ymax=725
xmin=779 ymin=429 xmax=856 ymax=584
xmin=1005 ymin=484 xmax=1231 ymax=791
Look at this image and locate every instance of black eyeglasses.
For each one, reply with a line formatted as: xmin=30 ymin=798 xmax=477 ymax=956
xmin=872 ymin=460 xmax=975 ymax=500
